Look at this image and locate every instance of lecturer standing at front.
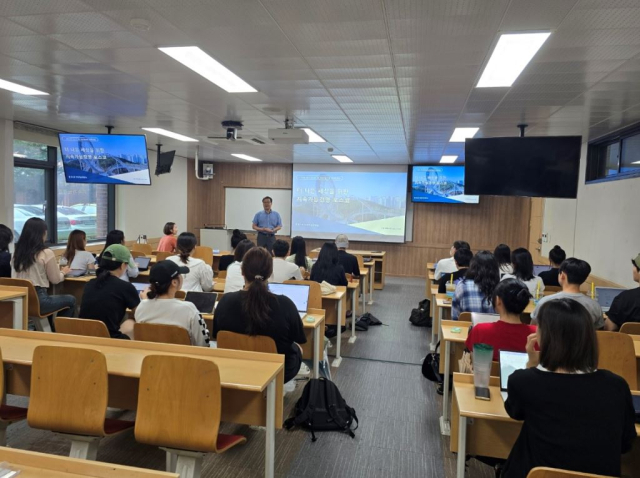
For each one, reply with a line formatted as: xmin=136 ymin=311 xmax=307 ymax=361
xmin=252 ymin=196 xmax=282 ymax=253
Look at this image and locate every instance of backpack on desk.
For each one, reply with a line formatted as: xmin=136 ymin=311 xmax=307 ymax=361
xmin=284 ymin=378 xmax=358 ymax=442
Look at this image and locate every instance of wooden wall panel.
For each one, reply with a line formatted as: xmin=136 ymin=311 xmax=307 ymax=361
xmin=187 ymin=162 xmax=532 ymax=277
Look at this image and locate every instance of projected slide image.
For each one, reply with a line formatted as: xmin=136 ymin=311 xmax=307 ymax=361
xmin=411 ymin=166 xmax=478 ymax=204
xmin=292 ymin=171 xmax=407 ymax=241
xmin=59 ymin=134 xmax=151 ymax=185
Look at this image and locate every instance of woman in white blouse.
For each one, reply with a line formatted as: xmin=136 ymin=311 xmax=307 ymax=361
xmin=61 ymin=230 xmax=96 ymax=272
xmin=167 ymin=232 xmax=213 ymax=292
xmin=224 ymin=239 xmax=256 ymax=294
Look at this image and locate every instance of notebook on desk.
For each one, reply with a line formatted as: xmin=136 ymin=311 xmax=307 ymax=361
xmin=268 ymin=283 xmax=310 ymax=319
xmin=185 ymin=292 xmax=218 ymax=314
xmin=595 ymin=286 xmax=626 ymax=312
xmin=499 ymin=350 xmax=529 ymax=402
xmin=134 ymin=256 xmax=151 ymax=271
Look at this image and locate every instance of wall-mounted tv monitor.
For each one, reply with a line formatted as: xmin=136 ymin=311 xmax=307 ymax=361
xmin=411 ymin=165 xmax=479 ymax=204
xmin=464 ymin=136 xmax=581 ymax=198
xmin=155 ymin=150 xmax=175 ymax=176
xmin=59 ymin=134 xmax=151 ymax=185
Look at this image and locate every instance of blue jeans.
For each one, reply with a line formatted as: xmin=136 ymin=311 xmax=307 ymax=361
xmin=36 ymin=287 xmax=76 ymax=318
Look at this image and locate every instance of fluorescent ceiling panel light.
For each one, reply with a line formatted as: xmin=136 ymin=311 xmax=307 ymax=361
xmin=450 ymin=127 xmax=479 ymax=142
xmin=440 ymin=155 xmax=458 ymax=164
xmin=332 ymin=155 xmax=353 ymax=163
xmin=141 ymin=127 xmax=198 ymax=142
xmin=0 ymin=79 xmax=48 ymax=96
xmin=477 ymin=32 xmax=551 ymax=88
xmin=633 ymin=160 xmax=640 ymax=165
xmin=158 ymin=46 xmax=256 ymax=93
xmin=232 ymin=154 xmax=262 ymax=162
xmin=300 ymin=128 xmax=326 ymax=143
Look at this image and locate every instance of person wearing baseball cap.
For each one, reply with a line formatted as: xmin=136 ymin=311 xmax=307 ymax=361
xmin=604 ymin=253 xmax=640 ymax=331
xmin=80 ymin=244 xmax=141 ymax=339
xmin=135 ymin=260 xmax=210 ymax=347
xmin=335 ymin=234 xmax=360 ymax=278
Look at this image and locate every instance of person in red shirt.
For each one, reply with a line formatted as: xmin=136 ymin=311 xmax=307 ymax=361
xmin=466 ymin=278 xmax=536 ymax=361
xmin=157 ymin=222 xmax=178 ymax=252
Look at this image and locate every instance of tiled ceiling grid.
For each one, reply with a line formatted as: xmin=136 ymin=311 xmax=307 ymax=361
xmin=0 ymin=0 xmax=640 ymax=163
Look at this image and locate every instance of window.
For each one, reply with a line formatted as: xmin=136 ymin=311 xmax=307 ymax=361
xmin=13 ymin=138 xmax=114 ymax=244
xmin=586 ymin=122 xmax=640 ymax=183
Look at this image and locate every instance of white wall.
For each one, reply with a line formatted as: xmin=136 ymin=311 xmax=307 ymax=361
xmin=115 ymin=152 xmax=188 ymax=240
xmin=542 ymin=142 xmax=640 ymax=287
xmin=0 ymin=120 xmax=14 ymax=230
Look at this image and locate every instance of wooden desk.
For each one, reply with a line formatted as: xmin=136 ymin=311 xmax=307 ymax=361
xmin=428 ymin=271 xmax=436 ymax=282
xmin=363 ymin=261 xmax=375 ymax=304
xmin=429 ymin=286 xmax=442 ymax=350
xmin=0 ymin=287 xmax=28 ymax=330
xmin=427 ymin=262 xmax=436 ymax=271
xmin=0 ymin=329 xmax=283 ymax=478
xmin=440 ymin=320 xmax=470 ymax=436
xmin=433 ymin=294 xmax=452 ymax=350
xmin=0 ymin=446 xmax=179 ymax=477
xmin=321 ymin=287 xmax=347 ymax=367
xmin=633 ymin=335 xmax=640 ymax=386
xmin=311 ymin=249 xmax=387 ymax=291
xmin=347 ymin=280 xmax=359 ymax=344
xmin=358 ymin=268 xmax=369 ymax=313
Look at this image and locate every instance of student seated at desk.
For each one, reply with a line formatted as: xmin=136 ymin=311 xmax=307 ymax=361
xmin=60 ymin=230 xmax=96 ymax=272
xmin=213 ymin=247 xmax=306 ymax=383
xmin=502 ymin=299 xmax=636 ymax=478
xmin=11 ymin=218 xmax=76 ymax=318
xmin=286 ymin=236 xmax=314 ymax=273
xmin=465 ymin=279 xmax=535 ymax=361
xmin=0 ymin=224 xmax=13 ymax=278
xmin=438 ymin=247 xmax=472 ymax=294
xmin=310 ymin=242 xmax=348 ymax=286
xmin=451 ymin=250 xmax=498 ymax=320
xmin=335 ymin=234 xmax=360 ymax=278
xmin=531 ymin=258 xmax=604 ymax=329
xmin=538 ymin=245 xmax=565 ymax=287
xmin=502 ymin=248 xmax=544 ymax=297
xmin=270 ymin=239 xmax=303 ymax=283
xmin=219 ymin=229 xmax=246 ymax=272
xmin=100 ymin=230 xmax=138 ymax=282
xmin=157 ymin=221 xmax=178 ymax=253
xmin=494 ymin=243 xmax=513 ymax=276
xmin=224 ymin=239 xmax=255 ymax=294
xmin=435 ymin=240 xmax=471 ymax=280
xmin=167 ymin=232 xmax=213 ymax=292
xmin=604 ymin=253 xmax=640 ymax=331
xmin=81 ymin=245 xmax=140 ymax=339
xmin=135 ymin=260 xmax=210 ymax=347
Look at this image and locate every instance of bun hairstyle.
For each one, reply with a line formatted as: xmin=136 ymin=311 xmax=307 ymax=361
xmin=231 ymin=229 xmax=247 ymax=249
xmin=234 ymin=239 xmax=255 ymax=262
xmin=241 ymin=247 xmax=274 ymax=334
xmin=549 ymin=245 xmax=566 ymax=266
xmin=492 ymin=278 xmax=531 ymax=315
xmin=176 ymin=232 xmax=198 ymax=264
xmin=147 ymin=279 xmax=171 ymax=299
xmin=95 ymin=256 xmax=124 ymax=288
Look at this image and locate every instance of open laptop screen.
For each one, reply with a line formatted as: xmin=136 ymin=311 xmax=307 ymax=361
xmin=268 ymin=283 xmax=310 ymax=314
xmin=499 ymin=350 xmax=529 ymax=392
xmin=184 ymin=292 xmax=218 ymax=314
xmin=533 ymin=265 xmax=551 ymax=276
xmin=134 ymin=256 xmax=151 ymax=270
xmin=595 ymin=287 xmax=626 ymax=311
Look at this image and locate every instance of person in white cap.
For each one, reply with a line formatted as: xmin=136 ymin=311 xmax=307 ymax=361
xmin=335 ymin=234 xmax=360 ymax=278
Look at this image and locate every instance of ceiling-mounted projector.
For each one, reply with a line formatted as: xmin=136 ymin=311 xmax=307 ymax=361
xmin=268 ymin=128 xmax=309 ymax=144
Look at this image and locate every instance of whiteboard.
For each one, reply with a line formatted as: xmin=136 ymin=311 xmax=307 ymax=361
xmin=224 ymin=187 xmax=291 ymax=236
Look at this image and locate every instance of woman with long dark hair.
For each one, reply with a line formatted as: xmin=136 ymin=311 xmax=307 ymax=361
xmin=0 ymin=224 xmax=13 ymax=278
xmin=502 ymin=248 xmax=544 ymax=297
xmin=61 ymin=230 xmax=95 ymax=271
xmin=213 ymin=247 xmax=306 ymax=383
xmin=309 ymin=242 xmax=347 ymax=286
xmin=219 ymin=229 xmax=246 ymax=271
xmin=286 ymin=236 xmax=313 ymax=272
xmin=11 ymin=217 xmax=76 ymax=318
xmin=451 ymin=250 xmax=499 ymax=319
xmin=80 ymin=244 xmax=140 ymax=339
xmin=167 ymin=232 xmax=213 ymax=292
xmin=100 ymin=230 xmax=139 ymax=281
xmin=502 ymin=299 xmax=636 ymax=477
xmin=224 ymin=239 xmax=255 ymax=293
xmin=494 ymin=243 xmax=513 ymax=276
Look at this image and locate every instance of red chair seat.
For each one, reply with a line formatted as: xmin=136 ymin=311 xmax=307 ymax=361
xmin=216 ymin=433 xmax=246 ymax=452
xmin=0 ymin=405 xmax=27 ymax=421
xmin=104 ymin=418 xmax=135 ymax=435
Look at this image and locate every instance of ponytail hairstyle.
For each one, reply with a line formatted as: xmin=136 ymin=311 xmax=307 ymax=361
xmin=231 ymin=229 xmax=247 ymax=249
xmin=13 ymin=217 xmax=47 ymax=273
xmin=146 ymin=279 xmax=173 ymax=299
xmin=63 ymin=229 xmax=86 ymax=265
xmin=176 ymin=232 xmax=197 ymax=264
xmin=240 ymin=247 xmax=274 ymax=335
xmin=290 ymin=236 xmax=307 ymax=269
xmin=100 ymin=230 xmax=125 ymax=258
xmin=95 ymin=256 xmax=125 ymax=288
xmin=549 ymin=245 xmax=566 ymax=267
xmin=492 ymin=278 xmax=531 ymax=315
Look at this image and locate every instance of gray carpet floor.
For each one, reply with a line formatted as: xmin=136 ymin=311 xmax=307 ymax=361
xmin=4 ymin=276 xmax=494 ymax=477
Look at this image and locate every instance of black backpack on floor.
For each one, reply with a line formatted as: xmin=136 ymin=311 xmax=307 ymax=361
xmin=410 ymin=299 xmax=431 ymax=327
xmin=283 ymin=378 xmax=358 ymax=442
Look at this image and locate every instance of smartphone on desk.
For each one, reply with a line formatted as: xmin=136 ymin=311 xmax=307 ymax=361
xmin=474 ymin=386 xmax=490 ymax=401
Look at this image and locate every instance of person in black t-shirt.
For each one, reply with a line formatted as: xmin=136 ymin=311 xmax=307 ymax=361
xmin=213 ymin=247 xmax=306 ymax=383
xmin=335 ymin=234 xmax=360 ymax=278
xmin=80 ymin=244 xmax=140 ymax=339
xmin=538 ymin=245 xmax=566 ymax=287
xmin=438 ymin=248 xmax=473 ymax=294
xmin=502 ymin=298 xmax=636 ymax=478
xmin=0 ymin=225 xmax=12 ymax=278
xmin=604 ymin=253 xmax=640 ymax=331
xmin=219 ymin=229 xmax=246 ymax=272
xmin=310 ymin=242 xmax=348 ymax=286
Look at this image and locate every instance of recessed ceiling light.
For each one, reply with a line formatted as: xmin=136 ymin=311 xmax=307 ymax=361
xmin=450 ymin=127 xmax=479 ymax=143
xmin=300 ymin=128 xmax=326 ymax=143
xmin=141 ymin=128 xmax=198 ymax=142
xmin=332 ymin=155 xmax=353 ymax=163
xmin=0 ymin=79 xmax=48 ymax=96
xmin=232 ymin=154 xmax=262 ymax=162
xmin=477 ymin=32 xmax=551 ymax=88
xmin=440 ymin=155 xmax=458 ymax=164
xmin=159 ymin=46 xmax=256 ymax=93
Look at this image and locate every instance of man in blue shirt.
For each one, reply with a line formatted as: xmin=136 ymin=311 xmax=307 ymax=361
xmin=252 ymin=196 xmax=282 ymax=253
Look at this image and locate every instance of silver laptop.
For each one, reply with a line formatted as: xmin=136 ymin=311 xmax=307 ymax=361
xmin=268 ymin=283 xmax=310 ymax=319
xmin=499 ymin=350 xmax=529 ymax=402
xmin=595 ymin=286 xmax=626 ymax=313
